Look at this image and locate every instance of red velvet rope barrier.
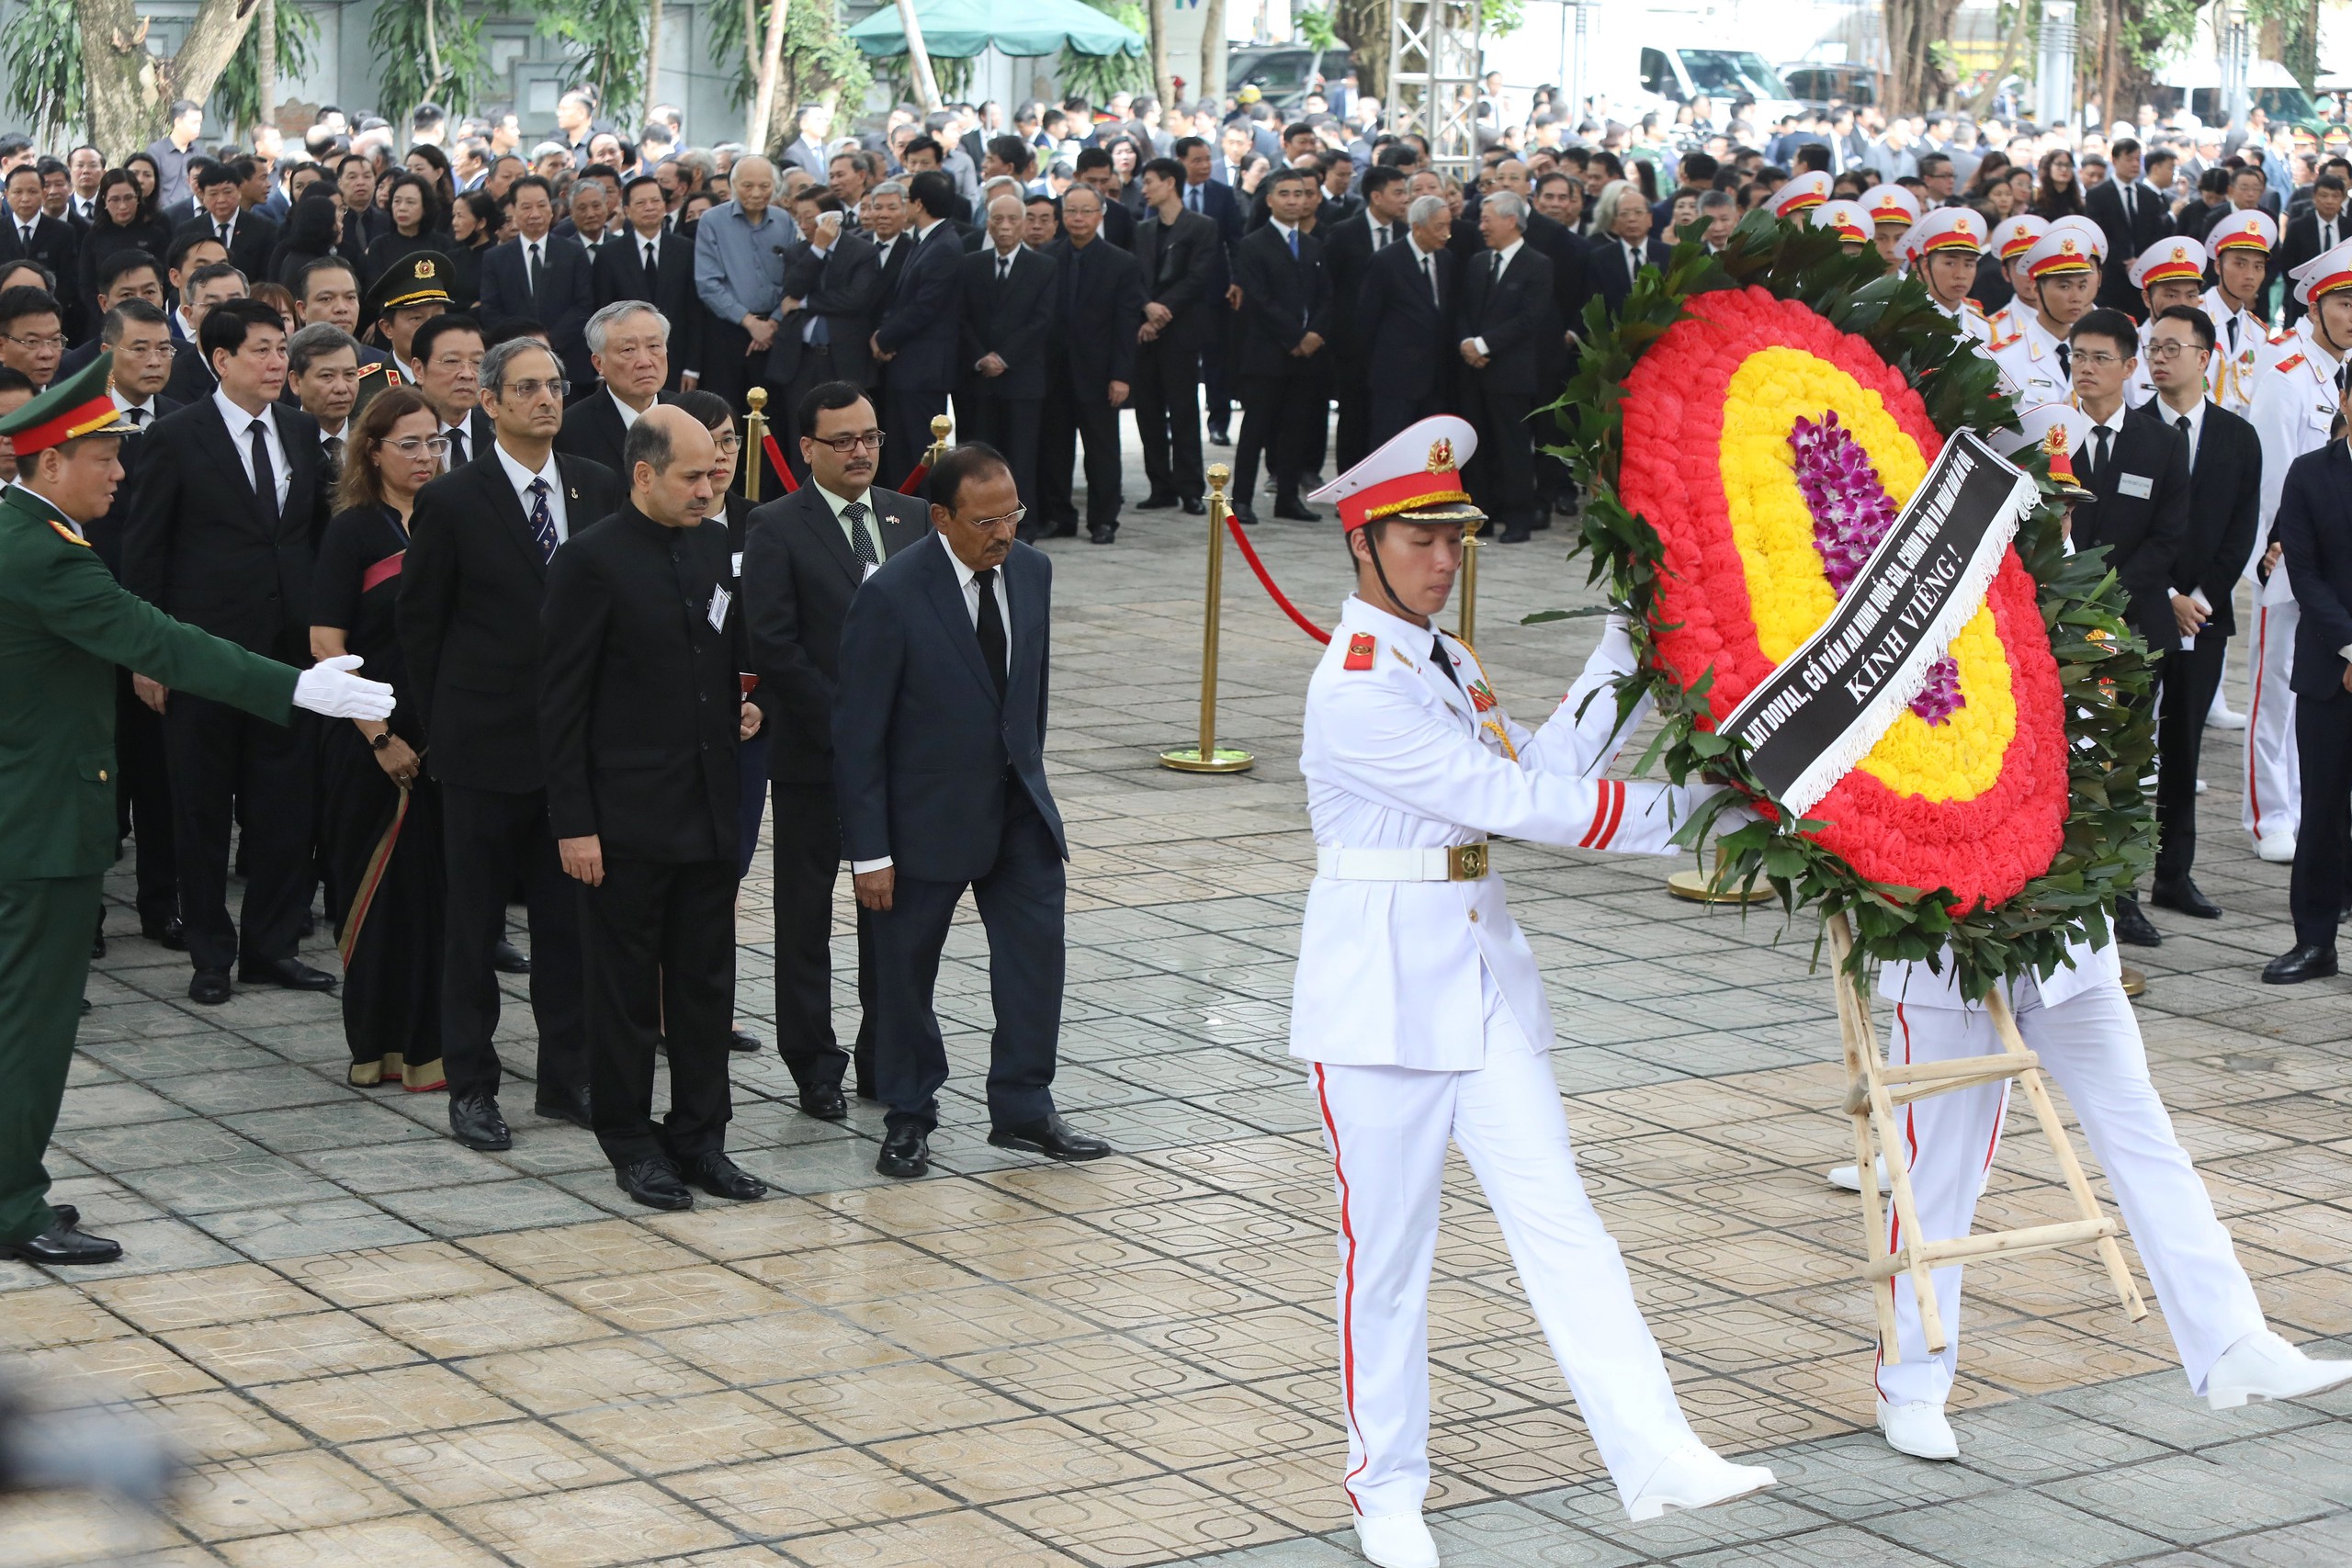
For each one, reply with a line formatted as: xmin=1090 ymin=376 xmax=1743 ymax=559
xmin=759 ymin=434 xmax=799 ymax=494
xmin=1223 ymin=513 xmax=1331 ymax=644
xmin=899 ymin=460 xmax=933 ymax=495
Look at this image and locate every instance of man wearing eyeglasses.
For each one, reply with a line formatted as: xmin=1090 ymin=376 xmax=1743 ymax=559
xmin=0 ymin=288 xmax=65 ymax=391
xmin=404 ymin=314 xmax=492 ymax=470
xmin=397 ymin=337 xmax=623 ymax=1155
xmin=741 ymin=381 xmax=930 ymax=1118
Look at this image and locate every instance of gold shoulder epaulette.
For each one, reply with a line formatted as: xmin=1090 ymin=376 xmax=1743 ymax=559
xmin=47 ymin=518 xmax=88 ymax=547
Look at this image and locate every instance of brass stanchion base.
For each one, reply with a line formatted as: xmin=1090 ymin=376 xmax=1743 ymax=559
xmin=1159 ymin=746 xmax=1255 ymax=773
xmin=2120 ymin=965 xmax=2147 ymax=998
xmin=1666 ymin=866 xmax=1776 ymax=904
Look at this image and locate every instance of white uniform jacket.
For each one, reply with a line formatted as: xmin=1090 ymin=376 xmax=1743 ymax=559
xmin=1936 ymin=299 xmax=1994 ymax=347
xmin=1878 ymin=930 xmax=2121 ymax=1013
xmin=2201 ymin=288 xmax=2273 ymax=417
xmin=1291 ymin=597 xmax=1697 ymax=1071
xmin=1988 ymin=313 xmax=2070 ymax=405
xmin=2247 ymin=326 xmax=2341 ymax=606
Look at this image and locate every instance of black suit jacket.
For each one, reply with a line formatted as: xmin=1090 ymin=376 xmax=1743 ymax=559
xmin=540 ymin=505 xmax=775 ymax=861
xmin=592 ymin=226 xmax=704 ymax=382
xmin=2278 ymin=212 xmax=2348 ymax=326
xmin=174 ymin=211 xmax=278 ymax=288
xmin=2276 ymin=441 xmax=2352 ymax=699
xmin=553 ymin=390 xmax=674 ymax=474
xmin=1459 ymin=244 xmax=1562 ymax=398
xmin=741 ymin=483 xmax=932 ymax=784
xmin=120 ymin=397 xmax=331 ymax=662
xmin=1046 ymin=237 xmax=1144 ymax=394
xmin=832 ymin=534 xmax=1065 ymax=881
xmin=82 ymin=396 xmax=184 ymax=578
xmin=873 ymin=221 xmax=966 ymax=393
xmin=394 ymin=449 xmax=622 ymax=792
xmin=0 ymin=211 xmax=83 ymax=328
xmin=479 ymin=233 xmax=596 ymax=386
xmin=772 ymin=231 xmax=884 ymax=387
xmin=1319 ymin=211 xmax=1398 ymax=364
xmin=958 ymin=245 xmax=1057 ymax=401
xmin=1131 ymin=208 xmax=1221 ymax=352
xmin=1360 ymin=240 xmax=1457 ymax=407
xmin=2074 ymin=408 xmax=2192 ymax=652
xmin=1582 ymin=234 xmax=1673 ymax=317
xmin=1231 ymin=223 xmax=1332 ymax=379
xmin=2086 ymin=179 xmax=2173 ymax=313
xmin=2168 ymin=403 xmax=2263 ymax=637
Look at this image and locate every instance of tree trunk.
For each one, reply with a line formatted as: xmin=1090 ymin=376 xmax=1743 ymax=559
xmin=1333 ymin=0 xmax=1382 ymax=103
xmin=894 ymin=0 xmax=942 ymax=113
xmin=256 ymin=0 xmax=276 ymax=138
xmin=1884 ymin=0 xmax=1962 ymax=116
xmin=645 ymin=0 xmax=663 ymax=124
xmin=1201 ymin=0 xmax=1229 ymax=104
xmin=753 ymin=0 xmax=795 ymax=154
xmin=77 ymin=0 xmax=261 ymax=158
xmin=1967 ymin=1 xmax=2031 ymax=118
xmin=1148 ymin=0 xmax=1170 ymax=102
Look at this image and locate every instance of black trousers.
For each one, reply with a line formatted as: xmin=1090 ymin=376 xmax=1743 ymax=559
xmin=957 ymin=389 xmax=1042 ymax=515
xmin=1464 ymin=378 xmax=1538 ymax=533
xmin=778 ymin=345 xmax=845 ymax=484
xmin=871 ymin=788 xmax=1064 ymax=1136
xmin=1234 ymin=370 xmax=1318 ymax=502
xmin=2290 ymin=693 xmax=2352 ymax=949
xmin=886 ymin=384 xmax=951 ymax=488
xmin=163 ymin=691 xmax=313 ymax=973
xmin=1334 ymin=353 xmax=1374 ymax=473
xmin=770 ymin=779 xmax=876 ymax=1096
xmin=581 ymin=856 xmax=737 ymax=1168
xmin=2155 ymin=630 xmax=2228 ymax=885
xmin=1368 ymin=387 xmax=1448 ymax=453
xmin=438 ymin=784 xmax=585 ymax=1102
xmin=1133 ymin=338 xmax=1204 ymax=502
xmin=698 ymin=317 xmax=770 ymax=420
xmin=1040 ymin=367 xmax=1124 ymax=531
xmin=115 ymin=669 xmax=176 ymax=926
xmin=1201 ymin=319 xmax=1233 ymax=437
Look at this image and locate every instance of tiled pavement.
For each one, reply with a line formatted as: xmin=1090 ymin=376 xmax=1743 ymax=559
xmin=6 ymin=462 xmax=2352 ymax=1567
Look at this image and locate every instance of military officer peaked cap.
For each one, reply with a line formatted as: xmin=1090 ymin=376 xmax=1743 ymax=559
xmin=0 ymin=352 xmax=136 ymax=455
xmin=2210 ymin=209 xmax=2279 ymax=254
xmin=1905 ymin=207 xmax=1986 ymax=263
xmin=363 ymin=249 xmax=455 ymax=329
xmin=1309 ymin=415 xmax=1483 ymax=532
xmin=1993 ymin=213 xmax=2050 ymax=262
xmin=2129 ymin=237 xmax=2208 ymax=289
xmin=1989 ymin=402 xmax=2096 ymax=500
xmin=1860 ymin=184 xmax=1921 ymax=230
xmin=1770 ymin=171 xmax=1833 ymax=220
xmin=2290 ymin=238 xmax=2352 ymax=307
xmin=1812 ymin=199 xmax=1872 ymax=246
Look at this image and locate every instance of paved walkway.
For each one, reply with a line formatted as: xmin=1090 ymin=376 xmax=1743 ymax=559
xmin=6 ymin=466 xmax=2350 ymax=1567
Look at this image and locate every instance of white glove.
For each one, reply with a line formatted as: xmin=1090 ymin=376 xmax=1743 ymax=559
xmin=293 ymin=654 xmax=397 ymax=721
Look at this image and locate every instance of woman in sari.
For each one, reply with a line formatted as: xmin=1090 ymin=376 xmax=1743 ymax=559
xmin=310 ymin=388 xmax=448 ymax=1089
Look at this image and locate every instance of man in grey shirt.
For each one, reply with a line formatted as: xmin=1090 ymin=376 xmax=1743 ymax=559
xmin=693 ymin=153 xmax=793 ymax=412
xmin=143 ymin=100 xmax=205 ymax=217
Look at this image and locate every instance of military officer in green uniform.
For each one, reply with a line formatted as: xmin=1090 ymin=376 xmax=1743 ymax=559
xmin=0 ymin=354 xmax=394 ymax=1267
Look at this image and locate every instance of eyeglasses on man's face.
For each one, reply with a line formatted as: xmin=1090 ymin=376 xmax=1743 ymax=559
xmin=808 ymin=429 xmax=885 ymax=453
xmin=501 ymin=378 xmax=569 ymax=402
xmin=2145 ymin=338 xmax=2206 ymax=361
xmin=2070 ymin=350 xmax=2126 ymax=370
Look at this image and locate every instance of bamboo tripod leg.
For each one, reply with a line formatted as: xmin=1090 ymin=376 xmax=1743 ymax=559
xmin=1829 ymin=917 xmax=1945 ymax=1353
xmin=1984 ymin=992 xmax=2150 ymax=1323
xmin=1834 ymin=965 xmax=1902 ymax=1359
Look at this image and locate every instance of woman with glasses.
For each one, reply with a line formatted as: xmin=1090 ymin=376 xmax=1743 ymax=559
xmin=76 ymin=169 xmax=172 ymax=319
xmin=366 ymin=173 xmax=452 ymax=288
xmin=311 ymin=388 xmax=451 ymax=1090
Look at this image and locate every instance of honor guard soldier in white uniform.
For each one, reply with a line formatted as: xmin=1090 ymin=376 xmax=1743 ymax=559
xmin=2123 ymin=239 xmax=2210 ymax=406
xmin=1905 ymin=208 xmax=1994 ymax=345
xmin=2242 ymin=240 xmax=2352 ymax=862
xmin=1982 ymin=215 xmax=2050 ymax=343
xmin=1813 ymin=198 xmax=1874 ymax=255
xmin=2206 ymin=210 xmax=2282 ymax=418
xmin=1292 ymin=417 xmax=1774 ymax=1568
xmin=1860 ymin=183 xmax=1921 ymax=268
xmin=1770 ymin=170 xmax=1833 ymax=223
xmin=1989 ymin=220 xmax=2106 ymax=405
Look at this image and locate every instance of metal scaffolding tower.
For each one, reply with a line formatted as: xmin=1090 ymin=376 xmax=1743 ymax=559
xmin=1388 ymin=0 xmax=1485 ymax=180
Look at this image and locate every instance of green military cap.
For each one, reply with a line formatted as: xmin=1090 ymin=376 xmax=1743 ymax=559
xmin=0 ymin=352 xmax=136 ymax=455
xmin=362 ymin=249 xmax=456 ymax=331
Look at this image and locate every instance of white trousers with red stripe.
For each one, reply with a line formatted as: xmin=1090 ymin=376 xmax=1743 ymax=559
xmin=1308 ymin=980 xmax=1696 ymax=1517
xmin=1874 ymin=978 xmax=2266 ymax=1409
xmin=2243 ymin=598 xmax=2301 ymax=842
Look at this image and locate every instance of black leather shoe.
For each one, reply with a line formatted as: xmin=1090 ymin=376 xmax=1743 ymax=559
xmin=684 ymin=1152 xmax=768 ymax=1201
xmin=2263 ymin=943 xmax=2338 ymax=985
xmin=1207 ymin=428 xmax=1232 ymax=446
xmin=799 ymin=1086 xmax=849 ymax=1121
xmin=0 ymin=1222 xmax=122 ymax=1266
xmin=141 ymin=914 xmax=187 ymax=950
xmin=1181 ymin=496 xmax=1206 ymax=515
xmin=449 ymin=1095 xmax=512 ymax=1151
xmin=1272 ymin=497 xmax=1321 ymax=523
xmin=2151 ymin=878 xmax=2222 ymax=919
xmin=48 ymin=1204 xmax=77 ymax=1229
xmin=616 ymin=1157 xmax=693 ymax=1211
xmin=1088 ymin=525 xmax=1118 ymax=545
xmin=729 ymin=1028 xmax=762 ymax=1055
xmin=1555 ymin=493 xmax=1580 ymax=516
xmin=1046 ymin=521 xmax=1079 ymax=538
xmin=1229 ymin=502 xmax=1259 ymax=525
xmin=188 ymin=969 xmax=232 ymax=1005
xmin=492 ymin=939 xmax=532 ymax=975
xmin=91 ymin=923 xmax=105 ymax=960
xmin=989 ymin=1114 xmax=1113 ymax=1162
xmin=1135 ymin=490 xmax=1178 ymax=511
xmin=239 ymin=956 xmax=336 ymax=991
xmin=876 ymin=1125 xmax=930 ymax=1179
xmin=1499 ymin=526 xmax=1532 ymax=544
xmin=534 ymin=1085 xmax=593 ymax=1129
xmin=2112 ymin=899 xmax=2163 ymax=948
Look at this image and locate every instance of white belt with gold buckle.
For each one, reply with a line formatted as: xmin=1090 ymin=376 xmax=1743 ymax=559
xmin=1316 ymin=843 xmax=1491 ymax=882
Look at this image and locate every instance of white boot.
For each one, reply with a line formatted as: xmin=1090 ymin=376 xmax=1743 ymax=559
xmin=1625 ymin=1441 xmax=1776 ymax=1521
xmin=1826 ymin=1155 xmax=1890 ymax=1193
xmin=2255 ymin=829 xmax=2299 ymax=863
xmin=2210 ymin=698 xmax=2246 ymax=729
xmin=1353 ymin=1512 xmax=1439 ymax=1568
xmin=1876 ymin=1397 xmax=1960 ymax=1460
xmin=2207 ymin=1329 xmax=2352 ymax=1410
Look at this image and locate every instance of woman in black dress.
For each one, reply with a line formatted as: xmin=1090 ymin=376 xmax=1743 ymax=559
xmin=270 ymin=193 xmax=345 ymax=288
xmin=310 ymin=387 xmax=449 ymax=1089
xmin=77 ymin=169 xmax=173 ymax=320
xmin=445 ymin=190 xmax=500 ymax=309
xmin=364 ymin=173 xmax=451 ymax=287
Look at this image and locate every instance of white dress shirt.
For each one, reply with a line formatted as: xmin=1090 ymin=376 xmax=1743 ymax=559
xmin=2083 ymin=401 xmax=2127 ymax=480
xmin=608 ymin=389 xmax=648 ymax=433
xmin=213 ymin=389 xmax=291 ymax=509
xmin=110 ymin=389 xmax=158 ymax=427
xmin=2159 ymin=390 xmax=2206 ymax=467
xmin=814 ymin=482 xmax=892 ymax=567
xmin=1470 ymin=238 xmax=1527 ymax=357
xmin=494 ymin=441 xmax=570 ymax=545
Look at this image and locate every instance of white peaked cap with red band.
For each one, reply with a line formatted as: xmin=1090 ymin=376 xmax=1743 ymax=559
xmin=1308 ymin=415 xmax=1482 ymax=532
xmin=1990 ymin=402 xmax=2095 ymax=498
xmin=2291 ymin=237 xmax=2352 ymax=307
xmin=1812 ymin=198 xmax=1873 ymax=245
xmin=1771 ymin=171 xmax=1834 ymax=219
xmin=2210 ymin=209 xmax=2280 ymax=255
xmin=2129 ymin=237 xmax=2208 ymax=289
xmin=1860 ymin=184 xmax=1921 ymax=229
xmin=1992 ymin=213 xmax=2050 ymax=262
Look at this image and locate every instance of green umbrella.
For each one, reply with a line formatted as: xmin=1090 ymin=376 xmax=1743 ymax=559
xmin=846 ymin=0 xmax=1145 ymax=60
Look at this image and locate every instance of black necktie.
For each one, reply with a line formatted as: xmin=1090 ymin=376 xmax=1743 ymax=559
xmin=643 ymin=239 xmax=657 ymax=273
xmin=323 ymin=434 xmax=344 ymax=473
xmin=2227 ymin=316 xmax=2241 ymax=352
xmin=445 ymin=425 xmax=466 ymax=468
xmin=127 ymin=406 xmax=145 ymax=426
xmin=844 ymin=501 xmax=877 ymax=568
xmin=2089 ymin=424 xmax=2112 ymax=480
xmin=2057 ymin=342 xmax=2071 ymax=378
xmin=247 ymin=417 xmax=279 ymax=534
xmin=974 ymin=567 xmax=1008 ymax=698
xmin=526 ymin=242 xmax=543 ymax=302
xmin=1430 ymin=635 xmax=1463 ymax=692
xmin=997 ymin=254 xmax=1012 ymax=286
xmin=1422 ymin=253 xmax=1439 ymax=308
xmin=1374 ymin=221 xmax=1390 ymax=250
xmin=2121 ymin=184 xmax=2134 ymax=224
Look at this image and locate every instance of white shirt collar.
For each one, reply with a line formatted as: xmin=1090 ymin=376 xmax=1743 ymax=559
xmin=110 ymin=389 xmax=156 ymax=419
xmin=1271 ymin=218 xmax=1300 ymax=243
xmin=2158 ymin=391 xmax=2206 ymax=446
xmin=814 ymin=481 xmax=874 ymax=520
xmin=1410 ymin=234 xmax=1443 ymax=260
xmin=1494 ymin=237 xmax=1528 ymax=266
xmin=913 ymin=218 xmax=945 ymax=243
xmin=494 ymin=440 xmax=558 ymax=493
xmin=9 ymin=477 xmax=72 ymax=535
xmin=211 ymin=386 xmax=271 ymax=433
xmin=937 ymin=526 xmax=984 ymax=589
xmin=2086 ymin=400 xmax=2127 ymax=436
xmin=1341 ymin=592 xmax=1435 ymax=650
xmin=608 ymin=389 xmax=650 ymax=430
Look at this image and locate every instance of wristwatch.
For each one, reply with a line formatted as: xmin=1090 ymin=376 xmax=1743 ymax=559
xmin=368 ymin=729 xmax=394 ymax=751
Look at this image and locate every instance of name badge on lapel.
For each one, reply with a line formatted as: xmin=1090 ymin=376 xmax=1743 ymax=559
xmin=2118 ymin=473 xmax=2153 ymax=500
xmin=707 ymin=585 xmax=732 ymax=630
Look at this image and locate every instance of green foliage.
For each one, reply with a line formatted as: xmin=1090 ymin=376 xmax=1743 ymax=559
xmin=1539 ymin=205 xmax=2159 ymax=1000
xmin=371 ymin=0 xmax=498 ymax=124
xmin=1296 ymin=4 xmax=1339 ymax=51
xmin=1057 ymin=0 xmax=1150 ymax=102
xmin=216 ymin=0 xmax=322 ymax=136
xmin=0 ymin=0 xmax=82 ymax=147
xmin=537 ymin=0 xmax=648 ymax=120
xmin=702 ymin=0 xmax=870 ymax=139
xmin=1485 ymin=0 xmax=1523 ymax=41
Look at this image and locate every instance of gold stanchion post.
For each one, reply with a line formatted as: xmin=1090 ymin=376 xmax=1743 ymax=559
xmin=742 ymin=387 xmax=768 ymax=503
xmin=926 ymin=412 xmax=952 ymax=471
xmin=1457 ymin=513 xmax=1482 ymax=648
xmin=1159 ymin=465 xmax=1254 ymax=773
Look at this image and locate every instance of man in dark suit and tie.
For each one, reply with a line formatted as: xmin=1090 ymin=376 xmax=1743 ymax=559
xmin=741 ymin=382 xmax=931 ymax=1114
xmin=956 ymin=195 xmax=1056 ymax=512
xmin=2140 ymin=305 xmax=2262 ymax=920
xmin=396 ymin=337 xmax=623 ymax=1151
xmin=554 ymin=300 xmax=673 ymax=473
xmin=870 ymin=171 xmax=966 ymax=473
xmin=119 ymin=300 xmax=334 ymax=1003
xmin=593 ymin=175 xmax=703 ymax=389
xmin=1175 ymin=136 xmax=1244 ymax=446
xmin=1361 ymin=193 xmax=1459 ymax=447
xmin=1230 ymin=169 xmax=1332 ymax=525
xmin=2087 ymin=137 xmax=2176 ymax=316
xmin=479 ymin=176 xmax=596 ymax=391
xmin=1038 ymin=184 xmax=1144 ymax=542
xmin=832 ymin=444 xmax=1111 ymax=1179
xmin=1320 ymin=165 xmax=1412 ymax=473
xmin=1130 ymin=158 xmax=1219 ymax=515
xmin=404 ymin=313 xmax=495 ymax=470
xmin=176 ymin=162 xmax=277 ymax=288
xmin=1457 ymin=192 xmax=1560 ymax=544
xmin=2279 ymin=175 xmax=2348 ymax=329
xmin=770 ymin=190 xmax=883 ymax=473
xmin=2264 ymin=359 xmax=2352 ymax=982
xmin=0 ymin=166 xmax=79 ymax=336
xmin=541 ymin=407 xmax=776 ymax=1211
xmin=1583 ymin=185 xmax=1674 ymax=318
